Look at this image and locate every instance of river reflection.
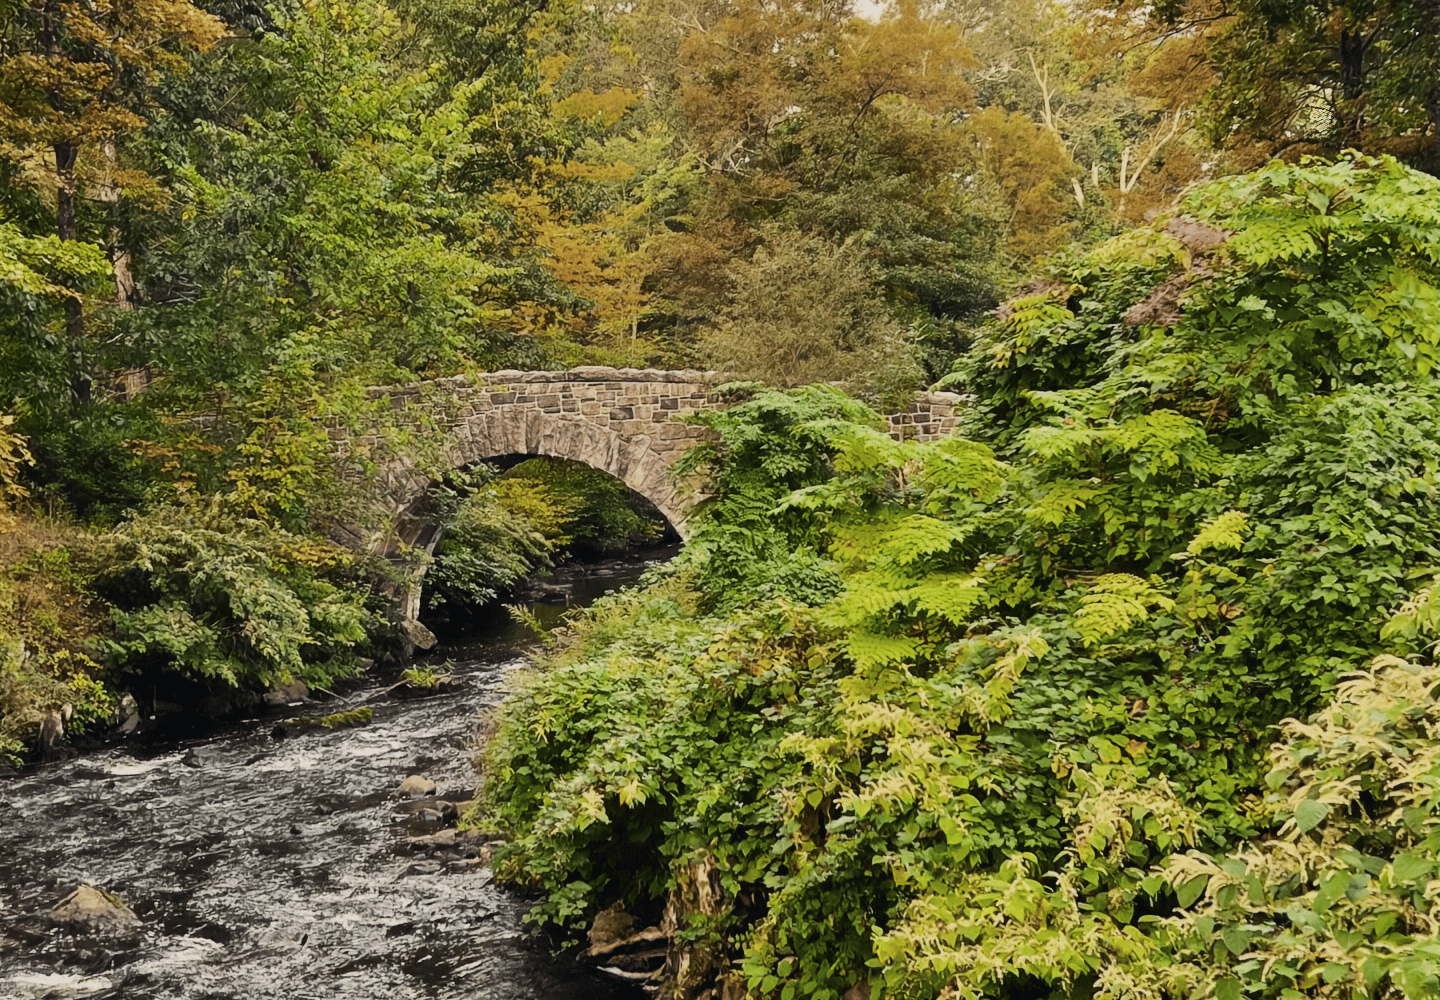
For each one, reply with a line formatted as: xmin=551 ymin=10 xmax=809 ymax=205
xmin=0 ymin=552 xmax=672 ymax=1000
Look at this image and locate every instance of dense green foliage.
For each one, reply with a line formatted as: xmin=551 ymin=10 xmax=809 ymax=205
xmin=91 ymin=502 xmax=373 ymax=691
xmin=0 ymin=532 xmax=114 ymax=767
xmin=501 ymin=458 xmax=665 ymax=556
xmin=0 ymin=224 xmax=108 ymax=411
xmin=425 ymin=470 xmax=558 ymax=613
xmin=425 ymin=458 xmax=666 ymax=612
xmin=673 ymin=384 xmax=878 ymax=609
xmin=0 ymin=418 xmax=114 ymax=763
xmin=1159 ymin=628 xmax=1439 ymax=1000
xmin=481 ymin=155 xmax=1440 ymax=999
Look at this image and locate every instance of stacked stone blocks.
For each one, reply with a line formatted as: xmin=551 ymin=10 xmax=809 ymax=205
xmin=344 ymin=368 xmax=964 ymax=617
xmin=358 ymin=367 xmax=964 ymax=536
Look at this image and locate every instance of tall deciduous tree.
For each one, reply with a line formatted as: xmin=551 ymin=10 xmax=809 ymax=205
xmin=0 ymin=0 xmax=223 ymax=400
xmin=1107 ymin=0 xmax=1439 ymax=172
xmin=944 ymin=0 xmax=1216 ymax=226
xmin=962 ymin=107 xmax=1078 ymax=255
xmin=651 ymin=0 xmax=999 ymax=375
xmin=104 ymin=0 xmax=603 ymax=524
xmin=698 ymin=227 xmax=920 ymax=393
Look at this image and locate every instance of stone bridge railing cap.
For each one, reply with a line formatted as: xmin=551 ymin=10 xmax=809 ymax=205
xmin=368 ymin=367 xmax=737 ymax=392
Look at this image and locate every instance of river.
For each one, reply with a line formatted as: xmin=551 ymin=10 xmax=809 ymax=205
xmin=0 ymin=547 xmax=679 ymax=1000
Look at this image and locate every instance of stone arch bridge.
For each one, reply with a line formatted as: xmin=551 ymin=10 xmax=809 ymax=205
xmin=335 ymin=367 xmax=963 ymax=620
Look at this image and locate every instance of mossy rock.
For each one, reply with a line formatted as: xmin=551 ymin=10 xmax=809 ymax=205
xmin=279 ymin=706 xmax=373 ymax=733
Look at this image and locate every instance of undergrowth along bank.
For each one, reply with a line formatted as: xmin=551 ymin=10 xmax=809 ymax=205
xmin=478 ymin=155 xmax=1440 ymax=1000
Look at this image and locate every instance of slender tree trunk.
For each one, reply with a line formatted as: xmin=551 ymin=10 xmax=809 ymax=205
xmin=54 ymin=143 xmax=90 ymax=402
xmin=1338 ymin=30 xmax=1366 ymax=101
xmin=53 ymin=144 xmax=79 ymax=241
xmin=101 ymin=144 xmax=137 ymax=310
xmin=1429 ymin=5 xmax=1440 ymax=171
xmin=1429 ymin=86 xmax=1440 ymax=173
xmin=41 ymin=0 xmax=91 ymax=404
xmin=1337 ymin=29 xmax=1368 ymax=145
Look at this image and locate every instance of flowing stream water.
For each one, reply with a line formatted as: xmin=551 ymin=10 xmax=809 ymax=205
xmin=0 ymin=547 xmax=679 ymax=1000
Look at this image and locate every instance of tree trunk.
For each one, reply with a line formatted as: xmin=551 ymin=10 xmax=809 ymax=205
xmin=1337 ymin=29 xmax=1368 ymax=145
xmin=42 ymin=0 xmax=91 ymax=404
xmin=1429 ymin=4 xmax=1440 ymax=171
xmin=54 ymin=142 xmax=90 ymax=403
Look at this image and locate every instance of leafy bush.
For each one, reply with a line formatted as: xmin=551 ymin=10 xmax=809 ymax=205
xmin=92 ymin=502 xmax=372 ymax=692
xmin=425 ymin=473 xmax=558 ymax=612
xmin=0 ymin=542 xmax=115 ymax=766
xmin=673 ymin=384 xmax=880 ymax=609
xmin=484 ymin=585 xmax=845 ymax=936
xmin=501 ymin=457 xmax=665 ymax=555
xmin=1159 ymin=629 xmax=1439 ymax=1000
xmin=0 ymin=421 xmax=116 ymax=764
xmin=480 ymin=155 xmax=1440 ymax=1000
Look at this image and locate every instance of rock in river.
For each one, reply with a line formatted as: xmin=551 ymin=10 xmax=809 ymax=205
xmin=397 ymin=774 xmax=437 ymax=797
xmin=49 ymin=885 xmax=141 ymax=935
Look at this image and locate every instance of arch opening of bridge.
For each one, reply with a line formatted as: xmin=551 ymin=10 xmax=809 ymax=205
xmin=341 ymin=368 xmax=964 ymax=623
xmin=392 ymin=409 xmax=691 ymax=560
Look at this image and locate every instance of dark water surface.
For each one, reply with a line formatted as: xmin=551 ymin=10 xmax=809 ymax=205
xmin=0 ymin=552 xmax=674 ymax=1000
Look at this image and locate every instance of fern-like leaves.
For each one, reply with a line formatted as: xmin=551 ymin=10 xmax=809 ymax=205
xmin=1072 ymin=574 xmax=1175 ymax=648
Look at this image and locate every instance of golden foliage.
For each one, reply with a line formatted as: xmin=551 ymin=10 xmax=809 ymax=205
xmin=0 ymin=0 xmax=225 ymax=189
xmin=0 ymin=415 xmax=32 ymax=530
xmin=963 ymin=107 xmax=1078 ymax=257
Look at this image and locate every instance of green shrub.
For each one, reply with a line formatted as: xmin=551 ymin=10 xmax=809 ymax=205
xmin=501 ymin=457 xmax=664 ymax=555
xmin=0 ymin=426 xmax=116 ymax=763
xmin=1158 ymin=628 xmax=1439 ymax=1000
xmin=425 ymin=477 xmax=558 ymax=611
xmin=673 ymin=383 xmax=879 ymax=609
xmin=92 ymin=501 xmax=372 ymax=692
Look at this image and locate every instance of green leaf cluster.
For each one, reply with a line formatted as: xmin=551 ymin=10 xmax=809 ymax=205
xmin=501 ymin=458 xmax=664 ymax=556
xmin=425 ymin=473 xmax=558 ymax=613
xmin=673 ymin=384 xmax=882 ymax=610
xmin=0 ymin=223 xmax=109 ymax=416
xmin=1159 ymin=644 xmax=1439 ymax=1000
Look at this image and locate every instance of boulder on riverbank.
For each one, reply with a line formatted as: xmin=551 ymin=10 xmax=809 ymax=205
xmin=587 ymin=904 xmax=667 ymax=982
xmin=397 ymin=774 xmax=437 ymax=797
xmin=38 ymin=709 xmax=74 ymax=763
